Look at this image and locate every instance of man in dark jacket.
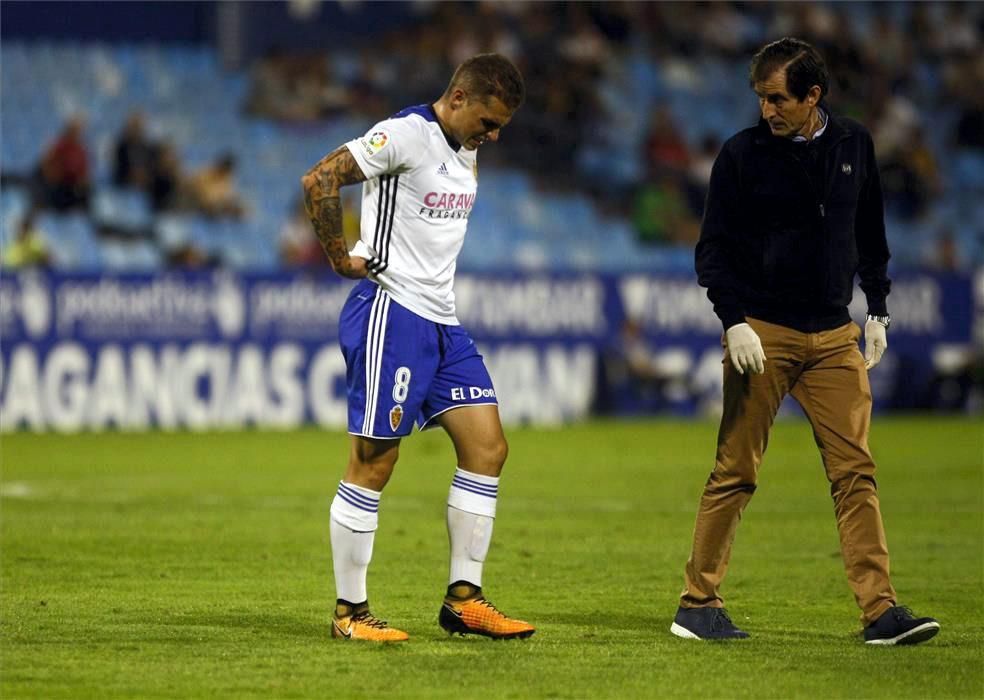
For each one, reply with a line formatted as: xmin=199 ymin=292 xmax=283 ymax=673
xmin=670 ymin=38 xmax=939 ymax=645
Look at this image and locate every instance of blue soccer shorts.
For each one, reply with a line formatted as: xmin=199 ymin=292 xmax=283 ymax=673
xmin=338 ymin=279 xmax=498 ymax=438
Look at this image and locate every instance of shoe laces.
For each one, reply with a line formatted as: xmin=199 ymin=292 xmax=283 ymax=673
xmin=351 ymin=610 xmax=390 ymax=629
xmin=710 ymin=608 xmax=736 ymax=631
xmin=473 ymin=597 xmax=506 ymax=618
xmin=891 ymin=605 xmax=915 ymax=622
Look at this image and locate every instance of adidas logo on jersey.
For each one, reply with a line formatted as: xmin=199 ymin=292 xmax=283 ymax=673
xmin=437 ymin=163 xmax=449 ymax=176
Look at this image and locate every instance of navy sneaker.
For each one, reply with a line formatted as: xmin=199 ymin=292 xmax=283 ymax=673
xmin=863 ymin=606 xmax=940 ymax=645
xmin=670 ymin=606 xmax=749 ymax=640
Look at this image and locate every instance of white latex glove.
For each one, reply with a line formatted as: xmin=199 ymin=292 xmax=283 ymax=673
xmin=863 ymin=320 xmax=888 ymax=370
xmin=725 ymin=322 xmax=766 ymax=375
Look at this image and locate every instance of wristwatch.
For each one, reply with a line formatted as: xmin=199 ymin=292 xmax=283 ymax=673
xmin=866 ymin=313 xmax=891 ymax=329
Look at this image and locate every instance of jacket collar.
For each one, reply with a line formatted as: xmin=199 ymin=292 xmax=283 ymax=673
xmin=753 ymin=103 xmax=848 ymax=147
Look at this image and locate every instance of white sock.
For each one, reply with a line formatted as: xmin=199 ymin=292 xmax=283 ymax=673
xmin=447 ymin=468 xmax=498 ymax=587
xmin=329 ymin=481 xmax=380 ymax=605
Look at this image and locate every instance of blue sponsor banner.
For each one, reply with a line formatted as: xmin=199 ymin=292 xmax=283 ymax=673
xmin=0 ymin=271 xmax=350 ymax=431
xmin=0 ymin=269 xmax=975 ymax=431
xmin=598 ymin=269 xmax=977 ymax=416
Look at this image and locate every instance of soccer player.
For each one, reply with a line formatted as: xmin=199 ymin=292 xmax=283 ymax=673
xmin=670 ymin=38 xmax=940 ymax=644
xmin=301 ymin=53 xmax=534 ymax=642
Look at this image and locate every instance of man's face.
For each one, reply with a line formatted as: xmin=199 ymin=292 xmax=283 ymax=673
xmin=447 ymin=90 xmax=514 ymax=150
xmin=753 ymin=68 xmax=818 ymax=139
xmin=66 ymin=117 xmax=85 ymax=141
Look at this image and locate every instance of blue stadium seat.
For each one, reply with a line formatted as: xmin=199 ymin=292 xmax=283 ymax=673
xmin=100 ymin=238 xmax=161 ymax=270
xmin=92 ymin=186 xmax=153 ymax=233
xmin=35 ymin=212 xmax=101 ymax=269
xmin=0 ymin=186 xmax=32 ymax=248
xmin=188 ymin=217 xmax=224 ymax=255
xmin=952 ymin=151 xmax=984 ymax=191
xmin=154 ymin=214 xmax=192 ymax=251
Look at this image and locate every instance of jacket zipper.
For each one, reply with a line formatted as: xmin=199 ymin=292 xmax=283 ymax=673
xmin=780 ymin=131 xmax=852 ymax=218
xmin=785 ymin=151 xmax=823 ymax=220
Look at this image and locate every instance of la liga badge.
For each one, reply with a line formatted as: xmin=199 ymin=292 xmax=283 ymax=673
xmin=363 ymin=130 xmax=389 ymax=156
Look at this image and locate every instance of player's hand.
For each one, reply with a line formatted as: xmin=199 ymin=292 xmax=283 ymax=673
xmin=725 ymin=322 xmax=766 ymax=375
xmin=333 ymin=255 xmax=369 ymax=279
xmin=863 ymin=319 xmax=887 ymax=370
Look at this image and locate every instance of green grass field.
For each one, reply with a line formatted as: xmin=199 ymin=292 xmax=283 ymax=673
xmin=1 ymin=417 xmax=981 ymax=699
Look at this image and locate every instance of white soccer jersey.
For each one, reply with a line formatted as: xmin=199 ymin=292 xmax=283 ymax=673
xmin=345 ymin=104 xmax=478 ymax=325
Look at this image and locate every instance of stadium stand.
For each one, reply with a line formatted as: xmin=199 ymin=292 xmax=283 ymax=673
xmin=1 ymin=2 xmax=982 ymax=272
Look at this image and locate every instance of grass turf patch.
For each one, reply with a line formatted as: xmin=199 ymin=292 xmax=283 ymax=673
xmin=2 ymin=416 xmax=981 ymax=698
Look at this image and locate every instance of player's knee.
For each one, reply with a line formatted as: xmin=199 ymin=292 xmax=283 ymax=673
xmin=357 ymin=459 xmax=397 ymax=490
xmin=483 ymin=436 xmax=508 ymax=471
xmin=348 ymin=444 xmax=399 ymax=490
xmin=493 ymin=436 xmax=508 ymax=467
xmin=460 ymin=436 xmax=507 ymax=476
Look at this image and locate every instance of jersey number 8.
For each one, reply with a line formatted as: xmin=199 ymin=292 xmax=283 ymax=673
xmin=392 ymin=366 xmax=412 ymax=403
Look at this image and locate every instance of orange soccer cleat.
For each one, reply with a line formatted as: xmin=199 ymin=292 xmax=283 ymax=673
xmin=332 ymin=609 xmax=409 ymax=642
xmin=439 ymin=593 xmax=535 ymax=639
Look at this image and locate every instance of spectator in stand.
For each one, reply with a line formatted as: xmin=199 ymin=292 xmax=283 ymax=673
xmin=931 ymin=2 xmax=980 ymax=57
xmin=644 ymin=107 xmax=691 ymax=177
xmin=816 ymin=12 xmax=867 ymax=109
xmin=928 ymin=227 xmax=960 ymax=273
xmin=700 ymin=2 xmax=753 ymax=58
xmin=685 ymin=133 xmax=721 ymax=217
xmin=864 ymin=13 xmax=909 ymax=78
xmin=37 ymin=115 xmax=90 ymax=211
xmin=558 ymin=4 xmax=611 ymax=70
xmin=112 ymin=111 xmax=156 ymax=190
xmin=2 ymin=208 xmax=51 ymax=268
xmin=279 ymin=196 xmax=326 ymax=267
xmin=149 ymin=141 xmax=184 ymax=212
xmin=244 ymin=48 xmax=290 ymax=118
xmin=280 ymin=191 xmax=361 ymax=267
xmin=245 ymin=49 xmax=348 ymax=122
xmin=164 ymin=242 xmax=211 ymax=268
xmin=633 ymin=175 xmax=699 ymax=246
xmin=186 ymin=153 xmax=248 ymax=219
xmin=954 ymin=92 xmax=984 ymax=151
xmin=880 ymin=126 xmax=940 ymax=220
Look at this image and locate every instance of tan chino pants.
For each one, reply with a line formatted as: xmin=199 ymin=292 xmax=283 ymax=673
xmin=680 ymin=317 xmax=897 ymax=624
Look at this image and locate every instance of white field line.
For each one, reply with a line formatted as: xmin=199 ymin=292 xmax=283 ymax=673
xmin=0 ymin=481 xmax=36 ymax=499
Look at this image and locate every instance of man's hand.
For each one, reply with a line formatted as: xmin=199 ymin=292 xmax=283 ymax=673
xmin=333 ymin=255 xmax=369 ymax=280
xmin=725 ymin=322 xmax=766 ymax=375
xmin=863 ymin=319 xmax=888 ymax=369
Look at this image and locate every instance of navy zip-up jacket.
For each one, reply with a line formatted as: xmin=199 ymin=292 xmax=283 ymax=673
xmin=695 ymin=108 xmax=891 ymax=333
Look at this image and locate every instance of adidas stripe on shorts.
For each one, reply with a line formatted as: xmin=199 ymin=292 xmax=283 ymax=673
xmin=339 ymin=279 xmax=498 ymax=438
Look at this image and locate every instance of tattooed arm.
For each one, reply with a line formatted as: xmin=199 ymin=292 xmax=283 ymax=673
xmin=300 ymin=146 xmax=369 ymax=279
